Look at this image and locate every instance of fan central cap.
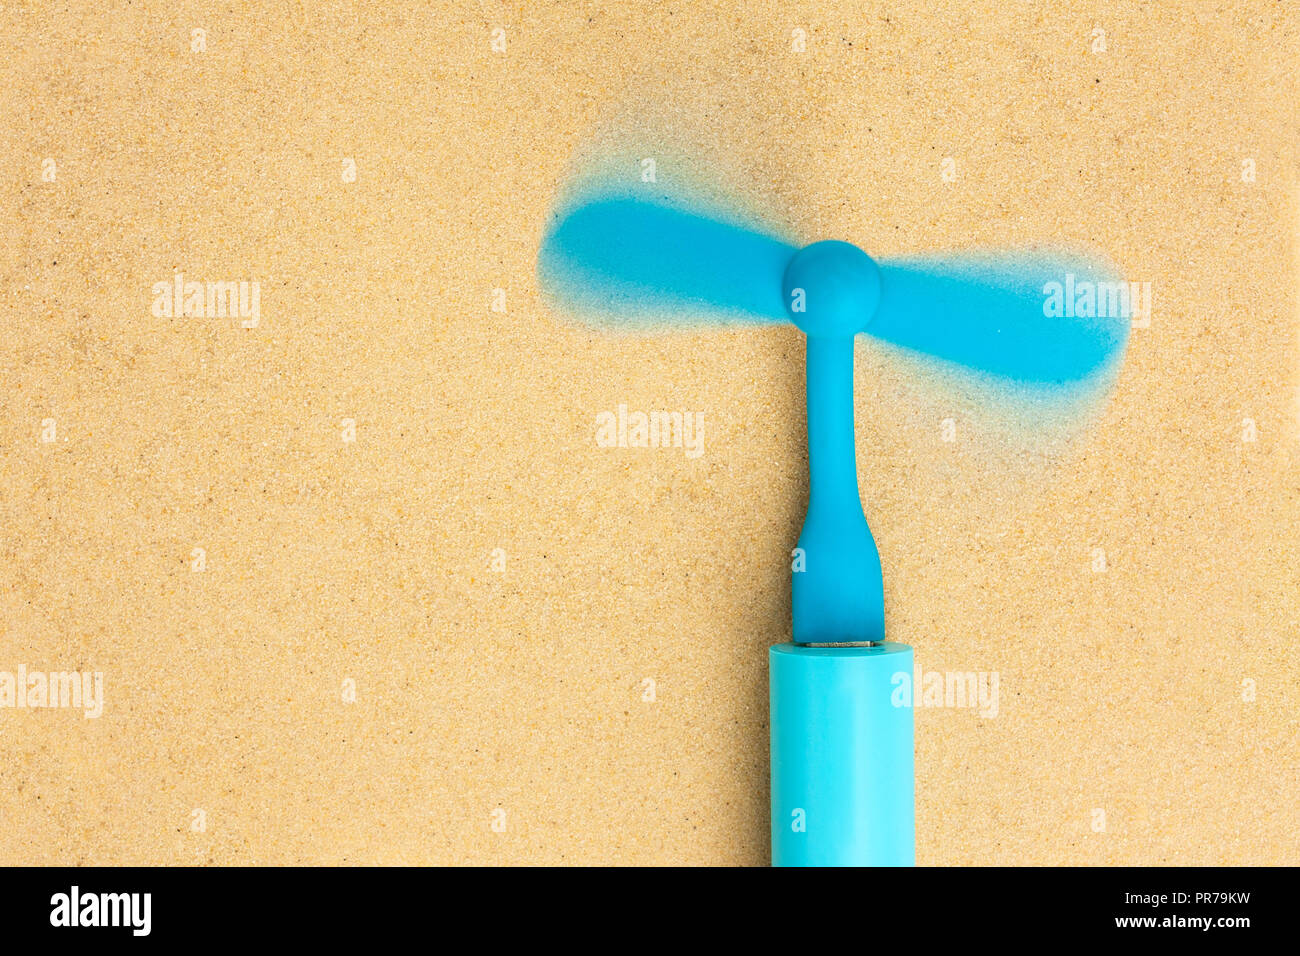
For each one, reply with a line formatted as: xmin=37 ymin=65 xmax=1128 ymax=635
xmin=782 ymin=240 xmax=882 ymax=337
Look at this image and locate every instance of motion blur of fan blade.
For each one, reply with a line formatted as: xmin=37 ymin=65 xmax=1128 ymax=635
xmin=538 ymin=197 xmax=796 ymax=326
xmin=872 ymin=252 xmax=1129 ymax=385
xmin=539 ymin=196 xmax=1128 ymax=387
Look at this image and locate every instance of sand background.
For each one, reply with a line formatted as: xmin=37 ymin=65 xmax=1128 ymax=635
xmin=1 ymin=0 xmax=1297 ymax=865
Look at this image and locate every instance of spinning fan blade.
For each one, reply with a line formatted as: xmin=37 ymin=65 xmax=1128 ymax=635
xmin=537 ymin=197 xmax=796 ymax=325
xmin=871 ymin=252 xmax=1130 ymax=385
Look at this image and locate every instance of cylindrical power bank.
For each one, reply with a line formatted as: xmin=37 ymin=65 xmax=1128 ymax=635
xmin=770 ymin=642 xmax=914 ymax=866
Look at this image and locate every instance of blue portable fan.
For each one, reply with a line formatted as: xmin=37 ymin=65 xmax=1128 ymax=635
xmin=538 ymin=185 xmax=1128 ymax=866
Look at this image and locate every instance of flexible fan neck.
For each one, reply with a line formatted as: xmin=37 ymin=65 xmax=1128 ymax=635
xmin=783 ymin=242 xmax=886 ymax=645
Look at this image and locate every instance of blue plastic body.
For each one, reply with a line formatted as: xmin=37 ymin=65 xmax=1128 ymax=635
xmin=775 ymin=243 xmax=909 ymax=867
xmin=770 ymin=642 xmax=914 ymax=866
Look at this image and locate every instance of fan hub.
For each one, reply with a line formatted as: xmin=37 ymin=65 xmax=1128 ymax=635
xmin=782 ymin=240 xmax=882 ymax=337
